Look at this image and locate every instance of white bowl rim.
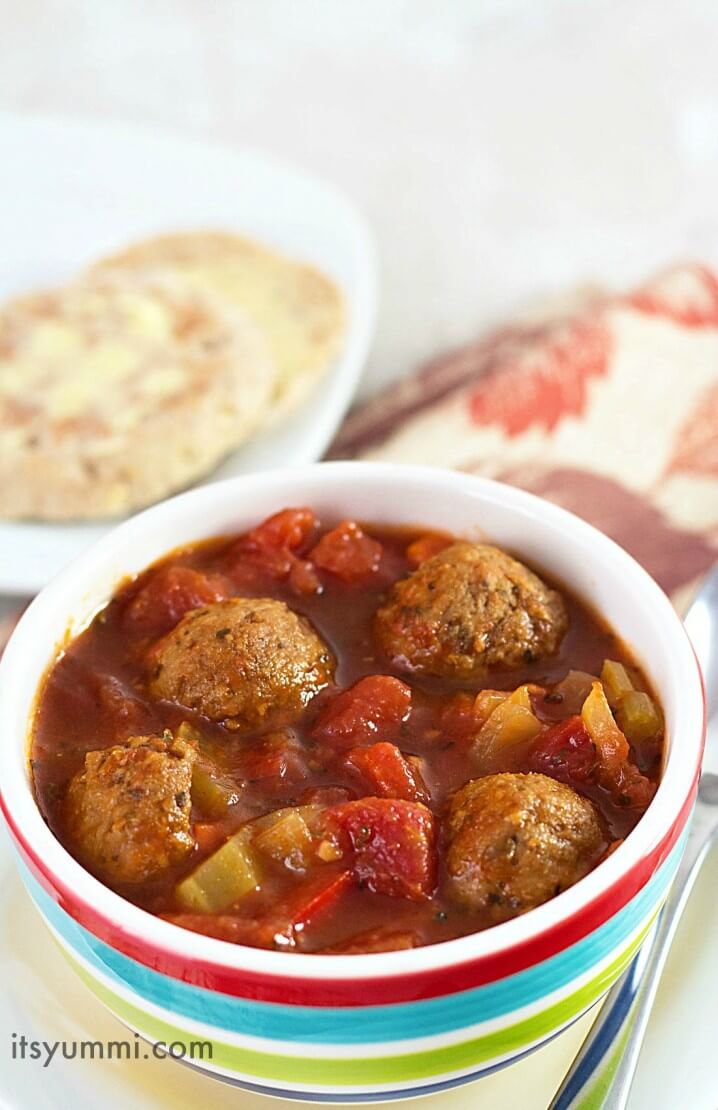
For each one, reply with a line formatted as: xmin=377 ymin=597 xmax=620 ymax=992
xmin=0 ymin=461 xmax=704 ymax=983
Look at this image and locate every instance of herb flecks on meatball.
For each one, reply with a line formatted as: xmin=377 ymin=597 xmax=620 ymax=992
xmin=64 ymin=732 xmax=196 ymax=884
xmin=374 ymin=542 xmax=567 ymax=678
xmin=148 ymin=597 xmax=335 ymax=729
xmin=445 ymin=772 xmax=607 ymax=921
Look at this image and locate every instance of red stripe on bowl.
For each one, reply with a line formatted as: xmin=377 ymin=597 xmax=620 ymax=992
xmin=0 ymin=783 xmax=697 ymax=1007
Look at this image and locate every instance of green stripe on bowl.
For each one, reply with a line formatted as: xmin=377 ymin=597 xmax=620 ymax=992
xmin=55 ymin=913 xmax=656 ymax=1088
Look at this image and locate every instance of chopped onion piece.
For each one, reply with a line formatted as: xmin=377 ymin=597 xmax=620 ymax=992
xmin=475 ymin=685 xmax=543 ymax=757
xmin=581 ymin=680 xmax=630 ymax=772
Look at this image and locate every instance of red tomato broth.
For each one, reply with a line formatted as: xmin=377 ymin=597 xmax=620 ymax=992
xmin=30 ymin=514 xmax=663 ymax=954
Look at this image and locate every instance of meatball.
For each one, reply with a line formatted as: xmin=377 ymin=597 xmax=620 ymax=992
xmin=64 ymin=732 xmax=196 ymax=885
xmin=374 ymin=542 xmax=567 ymax=677
xmin=445 ymin=772 xmax=606 ymax=921
xmin=148 ymin=597 xmax=334 ymax=729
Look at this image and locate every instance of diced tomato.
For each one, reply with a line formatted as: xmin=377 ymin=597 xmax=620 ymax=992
xmin=94 ymin=673 xmax=149 ymax=732
xmin=238 ymin=731 xmax=310 ymax=787
xmin=311 ymin=676 xmax=412 ymax=749
xmin=439 ymin=693 xmax=482 ymax=741
xmin=345 ymin=742 xmax=429 ymax=804
xmin=610 ymin=761 xmax=657 ymax=809
xmin=527 ymin=716 xmax=597 ymax=786
xmin=123 ymin=565 xmax=229 ymax=638
xmin=290 ymin=869 xmax=354 ymax=933
xmin=324 ymin=797 xmax=437 ymax=901
xmin=245 ymin=508 xmax=318 ymax=552
xmin=287 ymin=557 xmax=322 ymax=595
xmin=310 ymin=521 xmax=383 ymax=583
xmin=193 ymin=822 xmax=226 ymax=855
xmin=225 ymin=508 xmax=321 ymax=595
xmin=405 ymin=533 xmax=452 ymax=567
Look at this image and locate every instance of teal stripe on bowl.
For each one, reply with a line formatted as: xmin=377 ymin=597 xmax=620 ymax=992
xmin=15 ymin=832 xmax=684 ymax=1047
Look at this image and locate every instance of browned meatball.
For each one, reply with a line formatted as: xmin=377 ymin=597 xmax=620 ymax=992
xmin=374 ymin=542 xmax=567 ymax=677
xmin=148 ymin=597 xmax=334 ymax=729
xmin=64 ymin=732 xmax=196 ymax=885
xmin=445 ymin=772 xmax=606 ymax=921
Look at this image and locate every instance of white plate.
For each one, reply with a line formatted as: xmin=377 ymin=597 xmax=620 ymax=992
xmin=0 ymin=113 xmax=377 ymax=595
xmin=2 ymin=818 xmax=716 ymax=1109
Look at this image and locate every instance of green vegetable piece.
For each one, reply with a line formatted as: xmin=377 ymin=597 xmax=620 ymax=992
xmin=191 ymin=763 xmax=239 ymax=818
xmin=254 ymin=809 xmax=314 ymax=870
xmin=175 ymin=827 xmax=259 ymax=912
xmin=617 ymin=690 xmax=663 ymax=744
xmin=600 ymin=660 xmax=634 ymax=709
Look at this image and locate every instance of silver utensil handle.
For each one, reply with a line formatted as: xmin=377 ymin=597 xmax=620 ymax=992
xmin=550 ymin=822 xmax=718 ymax=1110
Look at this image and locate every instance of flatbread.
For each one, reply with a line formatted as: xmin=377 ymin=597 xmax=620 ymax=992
xmin=94 ymin=231 xmax=345 ymax=418
xmin=0 ymin=269 xmax=276 ymax=520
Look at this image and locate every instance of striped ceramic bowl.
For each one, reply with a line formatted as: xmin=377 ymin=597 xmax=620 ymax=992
xmin=0 ymin=463 xmax=704 ymax=1101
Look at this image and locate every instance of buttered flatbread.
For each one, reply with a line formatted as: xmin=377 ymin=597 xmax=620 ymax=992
xmin=0 ymin=270 xmax=275 ymax=520
xmin=95 ymin=231 xmax=345 ymax=418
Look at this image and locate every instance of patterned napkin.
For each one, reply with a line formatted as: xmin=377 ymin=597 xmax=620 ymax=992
xmin=331 ymin=263 xmax=718 ymax=611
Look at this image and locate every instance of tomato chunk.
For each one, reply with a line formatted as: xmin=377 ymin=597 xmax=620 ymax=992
xmin=527 ymin=716 xmax=597 ymax=786
xmin=310 ymin=521 xmax=383 ymax=583
xmin=610 ymin=762 xmax=657 ymax=809
xmin=291 ymin=869 xmax=354 ymax=933
xmin=405 ymin=533 xmax=452 ymax=567
xmin=312 ymin=676 xmax=412 ymax=749
xmin=324 ymin=797 xmax=437 ymax=901
xmin=124 ymin=566 xmax=228 ymax=638
xmin=225 ymin=508 xmax=321 ymax=595
xmin=346 ymin=742 xmax=429 ymax=804
xmin=238 ymin=731 xmax=310 ymax=788
xmin=246 ymin=508 xmax=318 ymax=552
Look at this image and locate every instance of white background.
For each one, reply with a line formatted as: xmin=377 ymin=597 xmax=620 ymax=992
xmin=2 ymin=3 xmax=718 ymax=1108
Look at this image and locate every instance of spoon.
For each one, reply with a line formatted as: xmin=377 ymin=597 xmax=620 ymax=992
xmin=550 ymin=562 xmax=718 ymax=1110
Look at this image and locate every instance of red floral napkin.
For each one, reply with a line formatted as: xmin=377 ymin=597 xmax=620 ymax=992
xmin=331 ymin=263 xmax=718 ymax=611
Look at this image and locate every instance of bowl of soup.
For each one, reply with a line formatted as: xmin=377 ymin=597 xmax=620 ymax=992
xmin=0 ymin=462 xmax=704 ymax=1100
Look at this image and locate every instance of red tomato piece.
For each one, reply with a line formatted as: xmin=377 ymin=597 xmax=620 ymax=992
xmin=287 ymin=557 xmax=322 ymax=595
xmin=439 ymin=692 xmax=482 ymax=741
xmin=311 ymin=676 xmax=412 ymax=749
xmin=123 ymin=566 xmax=228 ymax=639
xmin=310 ymin=521 xmax=383 ymax=583
xmin=405 ymin=533 xmax=453 ymax=567
xmin=193 ymin=822 xmax=226 ymax=855
xmin=246 ymin=508 xmax=318 ymax=552
xmin=527 ymin=716 xmax=597 ymax=786
xmin=324 ymin=797 xmax=437 ymax=901
xmin=238 ymin=731 xmax=310 ymax=787
xmin=345 ymin=742 xmax=429 ymax=804
xmin=225 ymin=508 xmax=321 ymax=595
xmin=290 ymin=869 xmax=354 ymax=933
xmin=95 ymin=674 xmax=151 ymax=736
xmin=609 ymin=761 xmax=657 ymax=809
